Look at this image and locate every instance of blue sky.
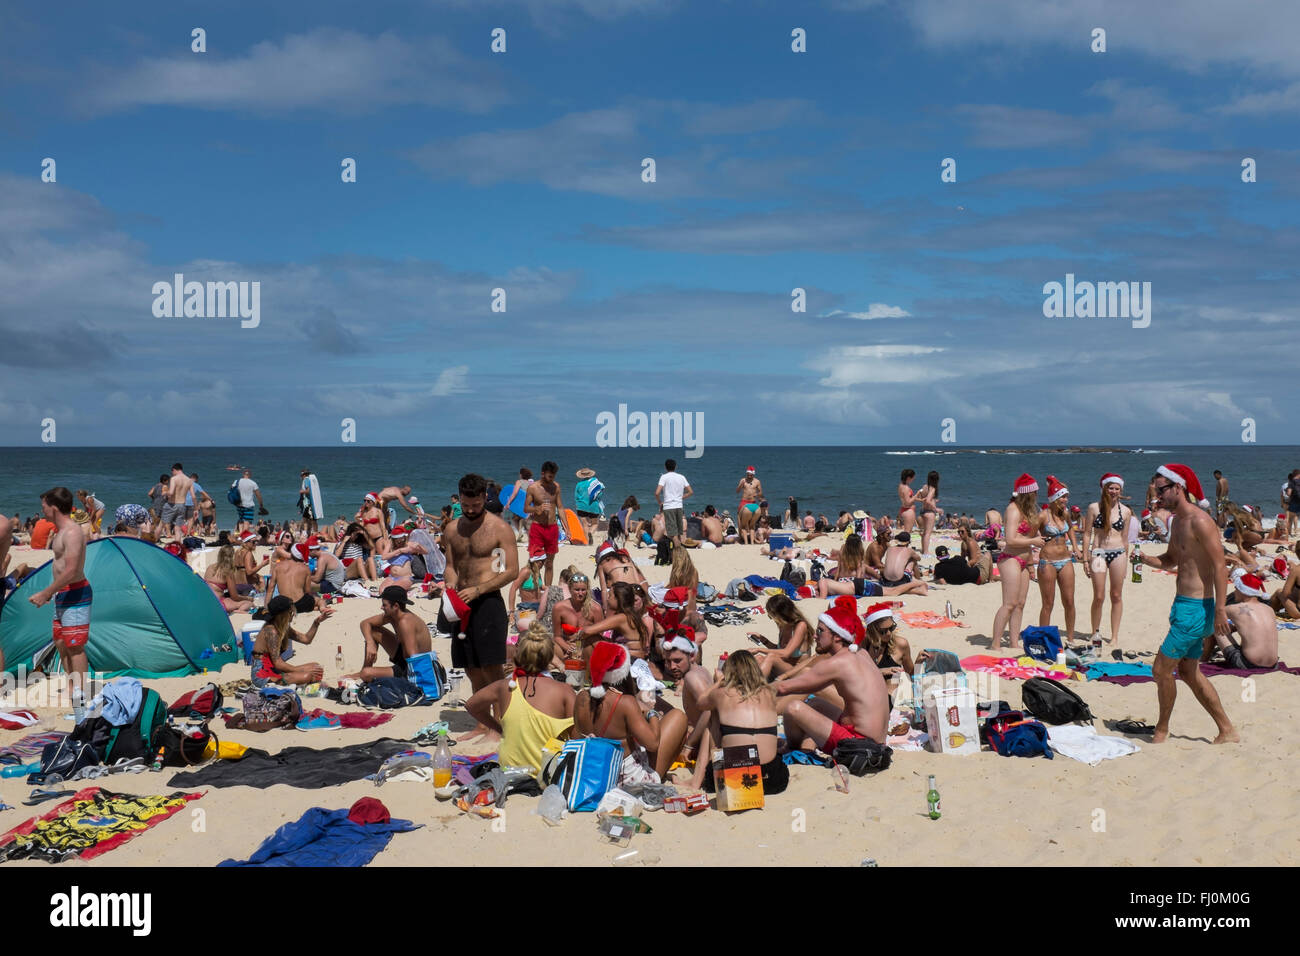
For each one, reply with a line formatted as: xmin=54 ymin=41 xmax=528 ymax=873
xmin=1 ymin=0 xmax=1297 ymax=446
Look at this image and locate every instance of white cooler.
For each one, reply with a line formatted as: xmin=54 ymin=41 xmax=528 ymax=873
xmin=924 ymin=686 xmax=980 ymax=755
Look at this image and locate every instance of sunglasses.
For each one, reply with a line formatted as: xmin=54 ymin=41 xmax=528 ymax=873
xmin=1153 ymin=483 xmax=1175 ymax=495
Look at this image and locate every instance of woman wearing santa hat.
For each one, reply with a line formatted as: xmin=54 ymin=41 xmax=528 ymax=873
xmin=990 ymin=474 xmax=1045 ymax=653
xmin=1082 ymin=473 xmax=1133 ymax=654
xmin=1036 ymin=476 xmax=1081 ymax=643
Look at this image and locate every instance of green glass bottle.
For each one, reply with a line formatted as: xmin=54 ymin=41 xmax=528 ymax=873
xmin=927 ymin=775 xmax=941 ymax=820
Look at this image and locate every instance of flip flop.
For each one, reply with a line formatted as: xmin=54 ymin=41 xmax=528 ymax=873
xmin=1111 ymin=649 xmax=1124 ymax=661
xmin=1115 ymin=719 xmax=1156 ymax=736
xmin=24 ymin=788 xmax=75 ymax=806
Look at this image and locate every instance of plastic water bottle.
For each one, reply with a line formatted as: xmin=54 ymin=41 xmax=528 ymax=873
xmin=927 ymin=775 xmax=941 ymax=820
xmin=433 ymin=729 xmax=453 ymax=789
xmin=538 ymin=784 xmax=566 ymax=825
xmin=72 ymin=688 xmax=85 ymax=725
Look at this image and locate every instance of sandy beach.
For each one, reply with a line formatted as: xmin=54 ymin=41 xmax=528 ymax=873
xmin=2 ymin=533 xmax=1295 ymax=868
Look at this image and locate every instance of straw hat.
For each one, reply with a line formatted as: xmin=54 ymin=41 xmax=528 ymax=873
xmin=576 ymin=468 xmax=596 ymax=479
xmin=71 ymin=510 xmax=89 ymax=525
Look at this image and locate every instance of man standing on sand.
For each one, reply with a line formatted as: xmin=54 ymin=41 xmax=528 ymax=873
xmin=1284 ymin=470 xmax=1300 ymax=539
xmin=525 ymin=462 xmax=562 ymax=588
xmin=236 ymin=468 xmax=264 ymax=532
xmin=160 ymin=464 xmax=192 ymax=540
xmin=438 ymin=474 xmax=519 ymax=743
xmin=28 ymin=488 xmax=91 ymax=702
xmin=656 ymin=459 xmax=693 ymax=550
xmin=300 ymin=469 xmax=323 ymax=536
xmin=1213 ymin=471 xmax=1230 ymax=526
xmin=1138 ymin=464 xmax=1239 ymax=744
xmin=378 ymin=485 xmax=416 ymax=531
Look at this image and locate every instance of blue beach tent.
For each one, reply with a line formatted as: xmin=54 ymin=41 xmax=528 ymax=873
xmin=0 ymin=537 xmax=238 ymax=679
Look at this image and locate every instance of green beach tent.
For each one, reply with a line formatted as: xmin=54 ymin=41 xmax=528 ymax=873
xmin=0 ymin=537 xmax=238 ymax=679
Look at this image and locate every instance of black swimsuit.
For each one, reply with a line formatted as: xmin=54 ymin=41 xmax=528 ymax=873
xmin=1092 ymin=505 xmax=1128 ymax=565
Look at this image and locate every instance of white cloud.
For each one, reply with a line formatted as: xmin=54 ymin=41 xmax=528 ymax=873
xmin=1216 ymin=81 xmax=1300 ymax=116
xmin=431 ymin=366 xmax=470 ymax=397
xmin=89 ymin=29 xmax=507 ymax=115
xmin=806 ymin=345 xmax=948 ymax=388
xmin=825 ymin=304 xmax=911 ymax=320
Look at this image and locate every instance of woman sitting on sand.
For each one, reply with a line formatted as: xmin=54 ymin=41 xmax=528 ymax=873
xmin=991 ymin=474 xmax=1044 ymax=653
xmin=237 ymin=531 xmax=268 ymax=596
xmin=1225 ymin=504 xmax=1264 ymax=550
xmin=466 ymin=623 xmax=576 ymax=772
xmin=335 ymin=522 xmax=378 ymax=581
xmin=862 ymin=603 xmax=914 ymax=704
xmin=251 ymin=595 xmax=329 ymax=687
xmin=204 ymin=545 xmax=254 ymax=614
xmin=575 ymin=641 xmax=687 ymax=784
xmin=686 ymin=650 xmax=788 ymax=794
xmin=573 ymin=581 xmax=652 ymax=659
xmin=749 ymin=594 xmax=816 ymax=679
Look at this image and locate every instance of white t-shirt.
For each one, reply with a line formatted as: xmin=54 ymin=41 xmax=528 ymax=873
xmin=657 ymin=472 xmax=689 ymax=510
xmin=237 ymin=477 xmax=259 ymax=508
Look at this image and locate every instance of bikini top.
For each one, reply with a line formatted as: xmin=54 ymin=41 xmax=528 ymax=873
xmin=719 ymin=722 xmax=778 ymax=737
xmin=1042 ymin=520 xmax=1069 ymax=541
xmin=1093 ymin=504 xmax=1127 ymax=531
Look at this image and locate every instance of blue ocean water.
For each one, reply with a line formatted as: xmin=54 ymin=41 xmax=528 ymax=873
xmin=1 ymin=446 xmax=1295 ymax=528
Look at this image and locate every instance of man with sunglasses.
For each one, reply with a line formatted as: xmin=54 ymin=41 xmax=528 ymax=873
xmin=1137 ymin=464 xmax=1239 ymax=744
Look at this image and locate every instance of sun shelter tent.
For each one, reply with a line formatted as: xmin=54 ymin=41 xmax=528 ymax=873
xmin=0 ymin=537 xmax=238 ymax=679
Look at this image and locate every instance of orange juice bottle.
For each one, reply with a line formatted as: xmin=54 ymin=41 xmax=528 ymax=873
xmin=433 ymin=729 xmax=453 ymax=788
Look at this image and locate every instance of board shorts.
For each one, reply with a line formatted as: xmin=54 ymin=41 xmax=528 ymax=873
xmin=53 ymin=579 xmax=93 ymax=650
xmin=1161 ymin=596 xmax=1216 ymax=660
xmin=824 ymin=717 xmax=867 ymax=752
xmin=1289 ymin=496 xmax=1300 ymax=515
xmin=881 ymin=572 xmax=913 ymax=588
xmin=574 ymin=509 xmax=600 ymax=519
xmin=237 ymin=506 xmax=256 ymax=524
xmin=440 ymin=590 xmax=507 ymax=671
xmin=160 ymin=501 xmax=186 ymax=526
xmin=664 ymin=508 xmax=685 ymax=538
xmin=528 ymin=520 xmax=560 ymax=558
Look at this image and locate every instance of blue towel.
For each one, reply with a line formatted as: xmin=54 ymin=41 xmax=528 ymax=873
xmin=217 ymin=807 xmax=419 ymax=867
xmin=1083 ymin=661 xmax=1154 ymax=681
xmin=744 ymin=574 xmax=800 ymax=599
xmin=94 ymin=677 xmax=143 ymax=727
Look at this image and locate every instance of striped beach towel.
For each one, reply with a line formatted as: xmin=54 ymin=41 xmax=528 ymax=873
xmin=0 ymin=731 xmax=66 ymax=765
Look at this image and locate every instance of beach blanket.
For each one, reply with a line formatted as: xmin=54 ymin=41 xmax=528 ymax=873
xmin=167 ymin=738 xmax=413 ymax=790
xmin=900 ymin=611 xmax=964 ymax=629
xmin=0 ymin=731 xmax=66 ymax=765
xmin=1277 ymin=622 xmax=1300 ymax=630
xmin=960 ymin=655 xmax=1075 ymax=682
xmin=1046 ymin=725 xmax=1141 ymax=766
xmin=1082 ymin=661 xmax=1153 ymax=681
xmin=218 ymin=801 xmax=418 ymax=867
xmin=698 ymin=604 xmax=757 ymax=627
xmin=296 ymin=709 xmax=394 ymax=731
xmin=0 ymin=710 xmax=40 ymax=731
xmin=1097 ymin=660 xmax=1300 ymax=687
xmin=744 ymin=575 xmax=800 ymax=599
xmin=0 ymin=787 xmax=201 ymax=863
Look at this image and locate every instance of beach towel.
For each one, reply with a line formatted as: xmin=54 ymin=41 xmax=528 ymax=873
xmin=217 ymin=802 xmax=418 ymax=867
xmin=0 ymin=710 xmax=40 ymax=730
xmin=744 ymin=574 xmax=800 ymax=599
xmin=1277 ymin=622 xmax=1300 ymax=630
xmin=0 ymin=731 xmax=66 ymax=765
xmin=167 ymin=738 xmax=413 ymax=790
xmin=0 ymin=787 xmax=201 ymax=863
xmin=1045 ymin=724 xmax=1141 ymax=766
xmin=1082 ymin=661 xmax=1153 ymax=681
xmin=1097 ymin=660 xmax=1300 ymax=687
xmin=960 ymin=655 xmax=1074 ymax=682
xmin=296 ymin=709 xmax=394 ymax=731
xmin=900 ymin=611 xmax=964 ymax=629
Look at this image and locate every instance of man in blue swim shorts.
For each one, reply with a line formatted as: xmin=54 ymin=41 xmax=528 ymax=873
xmin=1137 ymin=464 xmax=1239 ymax=745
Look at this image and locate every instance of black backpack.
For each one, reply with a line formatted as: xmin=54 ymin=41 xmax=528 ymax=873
xmin=654 ymin=538 xmax=672 ymax=566
xmin=780 ymin=560 xmax=807 ymax=588
xmin=93 ymin=688 xmax=169 ymax=763
xmin=357 ymin=676 xmax=432 ymax=709
xmin=1021 ymin=677 xmax=1093 ymax=725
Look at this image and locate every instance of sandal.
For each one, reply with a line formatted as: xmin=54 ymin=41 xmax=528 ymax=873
xmin=24 ymin=788 xmax=75 ymax=806
xmin=1115 ymin=719 xmax=1156 ymax=736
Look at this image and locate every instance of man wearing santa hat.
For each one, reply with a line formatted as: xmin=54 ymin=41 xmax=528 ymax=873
xmin=772 ymin=597 xmax=890 ymax=751
xmin=1215 ymin=572 xmax=1279 ymax=669
xmin=1137 ymin=464 xmax=1239 ymax=744
xmin=439 ymin=473 xmax=520 ymax=743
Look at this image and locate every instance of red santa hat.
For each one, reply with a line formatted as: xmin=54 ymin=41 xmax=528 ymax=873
xmin=588 ymin=641 xmax=631 ymax=698
xmin=1045 ymin=475 xmax=1069 ymax=503
xmin=1099 ymin=473 xmax=1124 ymax=489
xmin=662 ymin=625 xmax=697 ymax=655
xmin=1013 ymin=473 xmax=1038 ymax=495
xmin=307 ymin=536 xmax=322 ymax=551
xmin=660 ymin=587 xmax=691 ymax=609
xmin=863 ymin=601 xmax=895 ymax=629
xmin=746 ymin=466 xmax=756 ymax=474
xmin=239 ymin=531 xmax=257 ymax=545
xmin=440 ymin=588 xmax=471 ymax=636
xmin=292 ymin=543 xmax=310 ymax=562
xmin=1156 ymin=463 xmax=1209 ymax=508
xmin=1234 ymin=572 xmax=1268 ymax=598
xmin=819 ymin=595 xmax=865 ymax=650
xmin=1274 ymin=556 xmax=1290 ymax=576
xmin=364 ymin=492 xmax=379 ymax=503
xmin=389 ymin=526 xmax=408 ymax=539
xmin=595 ymin=541 xmax=617 ymax=563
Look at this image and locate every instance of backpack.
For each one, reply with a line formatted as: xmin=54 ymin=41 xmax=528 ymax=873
xmin=833 ymin=737 xmax=893 ymax=775
xmin=103 ymin=688 xmax=167 ymax=764
xmin=29 ymin=737 xmax=101 ymax=785
xmin=404 ymin=651 xmax=446 ymax=701
xmin=168 ymin=683 xmax=224 ymax=721
xmin=654 ymin=538 xmax=672 ymax=566
xmin=986 ymin=713 xmax=1053 ymax=758
xmin=232 ymin=688 xmax=302 ymax=731
xmin=542 ymin=737 xmax=622 ymax=811
xmin=227 ymin=480 xmax=241 ymax=506
xmin=1021 ymin=676 xmax=1093 ymax=725
xmin=1021 ymin=626 xmax=1063 ymax=663
xmin=696 ymin=582 xmax=718 ymax=603
xmin=780 ymin=560 xmax=807 ymax=589
xmin=356 ymin=676 xmax=432 ymax=709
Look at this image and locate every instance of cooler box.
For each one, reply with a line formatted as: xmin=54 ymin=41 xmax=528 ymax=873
xmin=712 ymin=745 xmax=765 ymax=812
xmin=923 ymin=686 xmax=979 ymax=755
xmin=239 ymin=621 xmax=264 ymax=665
xmin=768 ymin=533 xmax=794 ymax=552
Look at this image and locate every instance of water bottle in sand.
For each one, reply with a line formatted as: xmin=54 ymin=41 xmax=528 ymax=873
xmin=433 ymin=729 xmax=453 ymax=789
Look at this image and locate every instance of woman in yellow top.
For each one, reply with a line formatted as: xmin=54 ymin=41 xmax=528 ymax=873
xmin=466 ymin=623 xmax=576 ymax=773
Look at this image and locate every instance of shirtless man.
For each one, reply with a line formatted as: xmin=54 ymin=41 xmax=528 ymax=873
xmin=881 ymin=531 xmax=924 ymax=588
xmin=378 ymin=485 xmax=416 ymax=531
xmin=1214 ymin=471 xmax=1230 ymax=526
xmin=864 ymin=529 xmax=890 ymax=576
xmin=525 ymin=461 xmax=562 ymax=587
xmin=438 ymin=473 xmax=519 ymax=742
xmin=736 ymin=467 xmax=763 ymax=545
xmin=700 ymin=505 xmax=724 ymax=546
xmin=1212 ymin=573 xmax=1279 ymax=668
xmin=159 ymin=463 xmax=193 ymax=539
xmin=661 ymin=631 xmax=713 ymax=769
xmin=1137 ymin=465 xmax=1239 ymax=744
xmin=773 ymin=597 xmax=890 ymax=749
xmin=267 ymin=543 xmax=319 ymax=613
xmin=193 ymin=475 xmax=216 ymax=534
xmin=28 ymin=488 xmax=92 ymax=701
xmin=552 ymin=571 xmax=601 ymax=658
xmin=348 ymin=586 xmax=432 ymax=682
